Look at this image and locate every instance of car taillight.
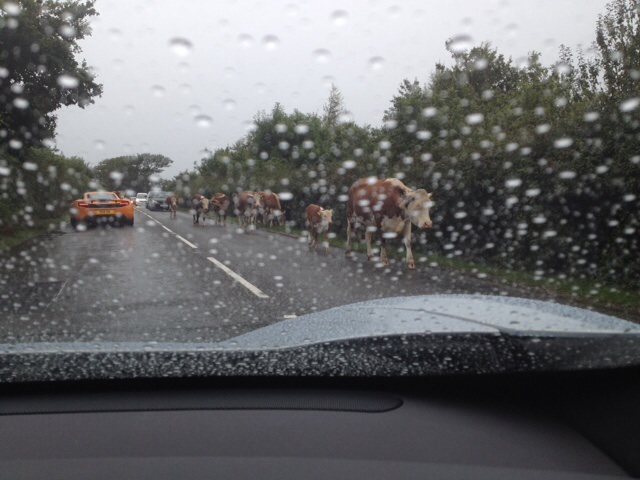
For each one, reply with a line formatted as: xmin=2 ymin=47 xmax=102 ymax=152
xmin=78 ymin=202 xmax=89 ymax=207
xmin=119 ymin=200 xmax=130 ymax=206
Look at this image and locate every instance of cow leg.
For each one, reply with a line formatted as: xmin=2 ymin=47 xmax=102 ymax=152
xmin=380 ymin=239 xmax=389 ymax=266
xmin=345 ymin=218 xmax=353 ymax=257
xmin=403 ymin=220 xmax=416 ymax=269
xmin=365 ymin=230 xmax=374 ymax=260
xmin=323 ymin=230 xmax=329 ymax=253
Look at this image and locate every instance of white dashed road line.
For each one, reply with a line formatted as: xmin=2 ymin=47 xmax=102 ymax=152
xmin=206 ymin=257 xmax=270 ymax=299
xmin=138 ymin=208 xmax=269 ymax=299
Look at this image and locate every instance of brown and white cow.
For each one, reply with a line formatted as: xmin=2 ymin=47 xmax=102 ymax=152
xmin=257 ymin=190 xmax=285 ymax=227
xmin=209 ymin=193 xmax=230 ymax=226
xmin=345 ymin=177 xmax=434 ymax=269
xmin=166 ymin=194 xmax=178 ymax=219
xmin=233 ymin=190 xmax=262 ymax=232
xmin=306 ymin=204 xmax=333 ymax=253
xmin=191 ymin=194 xmax=210 ymax=225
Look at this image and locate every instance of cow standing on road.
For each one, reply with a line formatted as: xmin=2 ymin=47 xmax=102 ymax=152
xmin=345 ymin=177 xmax=434 ymax=269
xmin=258 ymin=191 xmax=285 ymax=227
xmin=233 ymin=191 xmax=262 ymax=232
xmin=166 ymin=194 xmax=178 ymax=219
xmin=306 ymin=204 xmax=333 ymax=253
xmin=191 ymin=194 xmax=210 ymax=225
xmin=210 ymin=193 xmax=230 ymax=226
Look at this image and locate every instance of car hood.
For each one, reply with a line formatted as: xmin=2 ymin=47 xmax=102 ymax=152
xmin=1 ymin=295 xmax=639 ymax=382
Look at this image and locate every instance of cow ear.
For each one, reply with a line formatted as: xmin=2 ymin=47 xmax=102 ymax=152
xmin=401 ymin=192 xmax=415 ymax=208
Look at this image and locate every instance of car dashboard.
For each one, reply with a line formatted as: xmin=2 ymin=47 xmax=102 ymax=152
xmin=1 ymin=367 xmax=639 ymax=479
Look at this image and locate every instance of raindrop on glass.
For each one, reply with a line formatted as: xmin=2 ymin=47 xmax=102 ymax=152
xmin=330 ymin=10 xmax=348 ymax=26
xmin=194 ymin=115 xmax=213 ymax=128
xmin=313 ymin=49 xmax=331 ymax=63
xmin=368 ymin=56 xmax=385 ymax=71
xmin=448 ymin=34 xmax=473 ymax=53
xmin=57 ymin=74 xmax=79 ymax=88
xmin=261 ymin=35 xmax=280 ymax=50
xmin=168 ymin=37 xmax=193 ymax=57
xmin=619 ymin=97 xmax=640 ymax=113
xmin=151 ymin=85 xmax=165 ymax=97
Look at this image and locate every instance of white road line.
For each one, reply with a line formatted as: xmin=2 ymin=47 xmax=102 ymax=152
xmin=176 ymin=235 xmax=198 ymax=249
xmin=283 ymin=315 xmax=297 ymax=319
xmin=206 ymin=256 xmax=269 ymax=299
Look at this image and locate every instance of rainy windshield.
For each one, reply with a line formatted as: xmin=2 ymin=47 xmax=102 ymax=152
xmin=0 ymin=0 xmax=639 ymax=377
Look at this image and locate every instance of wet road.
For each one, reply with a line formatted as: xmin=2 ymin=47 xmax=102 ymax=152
xmin=0 ymin=207 xmax=569 ymax=343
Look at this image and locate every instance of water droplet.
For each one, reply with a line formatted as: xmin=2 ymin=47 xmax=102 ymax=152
xmin=9 ymin=139 xmax=22 ymax=149
xmin=584 ymin=111 xmax=599 ymax=122
xmin=222 ymin=98 xmax=236 ymax=110
xmin=554 ymin=137 xmax=573 ymax=149
xmin=379 ymin=140 xmax=391 ymax=150
xmin=342 ymin=160 xmax=356 ymax=169
xmin=465 ymin=113 xmax=484 ymax=125
xmin=558 ymin=171 xmax=577 ymax=180
xmin=294 ymin=124 xmax=309 ymax=134
xmin=57 ymin=74 xmax=79 ymax=88
xmin=93 ymin=140 xmax=106 ymax=150
xmin=261 ymin=35 xmax=280 ymax=50
xmin=123 ymin=105 xmax=134 ymax=116
xmin=448 ymin=34 xmax=473 ymax=53
xmin=151 ymin=85 xmax=165 ymax=97
xmin=423 ymin=107 xmax=437 ymax=117
xmin=505 ymin=178 xmax=522 ymax=188
xmin=107 ymin=28 xmax=122 ymax=41
xmin=238 ymin=34 xmax=254 ymax=48
xmin=22 ymin=162 xmax=37 ymax=171
xmin=330 ymin=10 xmax=348 ymax=26
xmin=368 ymin=56 xmax=385 ymax=71
xmin=59 ymin=24 xmax=76 ymax=38
xmin=525 ymin=188 xmax=540 ymax=197
xmin=321 ymin=75 xmax=336 ymax=86
xmin=416 ymin=131 xmax=432 ymax=140
xmin=278 ymin=192 xmax=293 ymax=201
xmin=194 ymin=115 xmax=213 ymax=128
xmin=619 ymin=97 xmax=640 ymax=112
xmin=275 ymin=123 xmax=288 ymax=133
xmin=168 ymin=37 xmax=193 ymax=57
xmin=474 ymin=58 xmax=488 ymax=70
xmin=178 ymin=83 xmax=191 ymax=94
xmin=110 ymin=171 xmax=124 ymax=183
xmin=13 ymin=98 xmax=29 ymax=109
xmin=338 ymin=111 xmax=354 ymax=124
xmin=313 ymin=49 xmax=331 ymax=63
xmin=2 ymin=2 xmax=21 ymax=15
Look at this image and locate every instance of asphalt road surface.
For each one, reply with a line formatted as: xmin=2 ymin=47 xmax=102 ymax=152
xmin=0 ymin=207 xmax=620 ymax=344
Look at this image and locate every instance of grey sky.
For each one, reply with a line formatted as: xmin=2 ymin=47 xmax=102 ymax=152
xmin=54 ymin=0 xmax=606 ymax=179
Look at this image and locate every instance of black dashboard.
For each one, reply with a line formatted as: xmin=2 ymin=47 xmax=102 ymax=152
xmin=1 ymin=367 xmax=639 ymax=479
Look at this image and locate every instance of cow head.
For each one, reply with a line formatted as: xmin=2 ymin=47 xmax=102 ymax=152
xmin=401 ymin=189 xmax=433 ymax=229
xmin=318 ymin=208 xmax=334 ymax=225
xmin=201 ymin=197 xmax=210 ymax=213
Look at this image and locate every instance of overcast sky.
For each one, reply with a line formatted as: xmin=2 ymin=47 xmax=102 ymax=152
xmin=54 ymin=0 xmax=607 ymax=178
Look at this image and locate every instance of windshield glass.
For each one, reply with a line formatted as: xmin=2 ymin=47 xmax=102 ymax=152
xmin=0 ymin=0 xmax=638 ymax=380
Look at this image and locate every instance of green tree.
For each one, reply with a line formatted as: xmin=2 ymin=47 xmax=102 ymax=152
xmin=93 ymin=153 xmax=173 ymax=192
xmin=0 ymin=0 xmax=103 ymax=153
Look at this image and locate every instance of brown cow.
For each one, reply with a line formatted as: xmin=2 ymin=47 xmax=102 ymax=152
xmin=233 ymin=190 xmax=262 ymax=232
xmin=191 ymin=194 xmax=210 ymax=225
xmin=166 ymin=194 xmax=178 ymax=219
xmin=210 ymin=193 xmax=230 ymax=226
xmin=345 ymin=177 xmax=434 ymax=269
xmin=305 ymin=204 xmax=333 ymax=253
xmin=257 ymin=190 xmax=285 ymax=227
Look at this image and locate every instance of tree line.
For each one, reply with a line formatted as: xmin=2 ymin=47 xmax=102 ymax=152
xmin=166 ymin=0 xmax=639 ymax=290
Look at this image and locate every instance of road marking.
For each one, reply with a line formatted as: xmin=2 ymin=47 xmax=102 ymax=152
xmin=176 ymin=234 xmax=198 ymax=249
xmin=206 ymin=256 xmax=269 ymax=299
xmin=283 ymin=315 xmax=297 ymax=319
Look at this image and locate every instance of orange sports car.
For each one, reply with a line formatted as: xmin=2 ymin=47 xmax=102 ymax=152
xmin=70 ymin=191 xmax=135 ymax=229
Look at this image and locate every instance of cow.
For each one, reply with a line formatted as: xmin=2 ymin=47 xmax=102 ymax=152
xmin=166 ymin=194 xmax=178 ymax=219
xmin=191 ymin=194 xmax=210 ymax=225
xmin=306 ymin=204 xmax=333 ymax=253
xmin=233 ymin=190 xmax=262 ymax=232
xmin=345 ymin=177 xmax=434 ymax=269
xmin=210 ymin=193 xmax=230 ymax=226
xmin=257 ymin=190 xmax=285 ymax=227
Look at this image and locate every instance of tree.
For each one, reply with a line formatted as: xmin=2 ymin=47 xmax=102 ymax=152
xmin=93 ymin=153 xmax=173 ymax=192
xmin=0 ymin=0 xmax=103 ymax=153
xmin=322 ymin=84 xmax=344 ymax=130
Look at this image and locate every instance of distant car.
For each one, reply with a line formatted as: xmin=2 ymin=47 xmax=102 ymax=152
xmin=70 ymin=191 xmax=134 ymax=228
xmin=146 ymin=191 xmax=173 ymax=211
xmin=134 ymin=193 xmax=148 ymax=206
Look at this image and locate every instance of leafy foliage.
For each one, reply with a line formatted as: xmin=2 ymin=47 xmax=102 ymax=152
xmin=92 ymin=153 xmax=173 ymax=192
xmin=0 ymin=0 xmax=103 ymax=152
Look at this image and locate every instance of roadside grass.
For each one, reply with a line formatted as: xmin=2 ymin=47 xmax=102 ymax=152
xmin=260 ymin=221 xmax=640 ymax=317
xmin=0 ymin=215 xmax=68 ymax=252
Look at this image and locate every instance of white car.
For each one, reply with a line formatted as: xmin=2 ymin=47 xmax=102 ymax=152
xmin=134 ymin=193 xmax=148 ymax=206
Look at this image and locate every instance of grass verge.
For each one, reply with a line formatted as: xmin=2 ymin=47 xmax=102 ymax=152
xmin=0 ymin=216 xmax=67 ymax=252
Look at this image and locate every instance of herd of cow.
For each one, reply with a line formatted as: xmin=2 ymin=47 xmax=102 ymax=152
xmin=162 ymin=177 xmax=434 ymax=269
